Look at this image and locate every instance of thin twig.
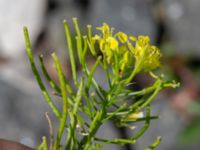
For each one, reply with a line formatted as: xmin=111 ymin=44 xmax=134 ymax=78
xmin=45 ymin=112 xmax=54 ymax=150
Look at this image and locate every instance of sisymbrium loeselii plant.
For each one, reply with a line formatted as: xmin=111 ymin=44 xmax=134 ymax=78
xmin=24 ymin=18 xmax=179 ymax=150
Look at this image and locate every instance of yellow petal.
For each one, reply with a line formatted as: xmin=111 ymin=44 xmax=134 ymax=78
xmin=117 ymin=32 xmax=128 ymax=43
xmin=107 ymin=37 xmax=118 ymax=50
xmin=99 ymin=39 xmax=106 ymax=51
xmin=137 ymin=35 xmax=150 ymax=47
xmin=129 ymin=36 xmax=137 ymax=41
xmin=127 ymin=112 xmax=144 ymax=119
xmin=97 ymin=23 xmax=110 ymax=38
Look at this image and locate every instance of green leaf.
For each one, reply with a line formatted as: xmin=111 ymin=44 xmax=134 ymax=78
xmin=39 ymin=55 xmax=61 ymax=94
xmin=87 ymin=25 xmax=97 ymax=56
xmin=73 ymin=78 xmax=84 ymax=114
xmin=75 ymin=34 xmax=83 ymax=64
xmin=179 ymin=120 xmax=200 ymax=145
xmin=52 ymin=53 xmax=68 ymax=149
xmin=37 ymin=136 xmax=48 ymax=150
xmin=187 ymin=101 xmax=200 ymax=116
xmin=24 ymin=27 xmax=61 ymax=119
xmin=63 ymin=20 xmax=78 ymax=86
xmin=145 ymin=136 xmax=161 ymax=150
xmin=86 ymin=56 xmax=102 ymax=93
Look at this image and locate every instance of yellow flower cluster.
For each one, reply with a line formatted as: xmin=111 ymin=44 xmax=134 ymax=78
xmin=129 ymin=35 xmax=161 ymax=72
xmin=93 ymin=23 xmax=161 ymax=77
xmin=93 ymin=23 xmax=119 ymax=64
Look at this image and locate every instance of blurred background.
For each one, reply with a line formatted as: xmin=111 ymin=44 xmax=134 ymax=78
xmin=1 ymin=0 xmax=200 ymax=149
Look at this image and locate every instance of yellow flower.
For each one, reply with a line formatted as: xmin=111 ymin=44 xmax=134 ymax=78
xmin=117 ymin=32 xmax=128 ymax=43
xmin=141 ymin=45 xmax=161 ymax=71
xmin=133 ymin=35 xmax=161 ymax=72
xmin=129 ymin=35 xmax=137 ymax=41
xmin=104 ymin=49 xmax=113 ymax=64
xmin=127 ymin=112 xmax=144 ymax=119
xmin=99 ymin=39 xmax=106 ymax=51
xmin=120 ymin=51 xmax=131 ymax=73
xmin=123 ymin=112 xmax=144 ymax=122
xmin=96 ymin=23 xmax=118 ymax=51
xmin=94 ymin=23 xmax=161 ymax=74
xmin=92 ymin=34 xmax=101 ymax=41
xmin=97 ymin=23 xmax=111 ymax=38
xmin=99 ymin=37 xmax=118 ymax=51
xmin=137 ymin=35 xmax=150 ymax=48
xmin=107 ymin=37 xmax=118 ymax=50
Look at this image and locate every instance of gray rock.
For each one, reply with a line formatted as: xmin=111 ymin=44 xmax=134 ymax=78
xmin=0 ymin=0 xmax=47 ymax=59
xmin=88 ymin=0 xmax=156 ymax=40
xmin=163 ymin=0 xmax=200 ymax=56
xmin=133 ymin=96 xmax=200 ymax=150
xmin=45 ymin=0 xmax=156 ymax=63
xmin=0 ymin=58 xmax=51 ymax=148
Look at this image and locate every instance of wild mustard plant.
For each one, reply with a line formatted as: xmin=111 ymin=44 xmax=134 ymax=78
xmin=24 ymin=18 xmax=179 ymax=150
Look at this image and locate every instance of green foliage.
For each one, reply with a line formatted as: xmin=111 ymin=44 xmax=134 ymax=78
xmin=179 ymin=120 xmax=200 ymax=145
xmin=24 ymin=18 xmax=178 ymax=150
xmin=179 ymin=102 xmax=200 ymax=145
xmin=145 ymin=136 xmax=161 ymax=150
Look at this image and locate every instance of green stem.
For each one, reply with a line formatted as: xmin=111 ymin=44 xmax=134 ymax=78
xmin=119 ymin=83 xmax=156 ymax=97
xmin=86 ymin=56 xmax=102 ymax=93
xmin=145 ymin=136 xmax=161 ymax=150
xmin=23 ymin=27 xmax=61 ymax=119
xmin=82 ymin=36 xmax=88 ymax=62
xmin=52 ymin=53 xmax=68 ymax=149
xmin=94 ymin=137 xmax=136 ymax=145
xmin=79 ymin=104 xmax=107 ymax=150
xmin=125 ymin=64 xmax=139 ymax=84
xmin=39 ymin=55 xmax=61 ymax=93
xmin=63 ymin=20 xmax=78 ymax=86
xmin=73 ymin=18 xmax=83 ymax=65
xmin=38 ymin=136 xmax=48 ymax=150
xmin=136 ymin=81 xmax=162 ymax=112
xmin=87 ymin=25 xmax=97 ymax=56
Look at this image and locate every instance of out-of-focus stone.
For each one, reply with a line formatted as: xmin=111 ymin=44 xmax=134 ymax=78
xmin=56 ymin=0 xmax=156 ymax=36
xmin=45 ymin=0 xmax=156 ymax=63
xmin=162 ymin=0 xmax=200 ymax=56
xmin=88 ymin=0 xmax=155 ymax=40
xmin=132 ymin=96 xmax=200 ymax=150
xmin=0 ymin=57 xmax=50 ymax=148
xmin=0 ymin=0 xmax=47 ymax=59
